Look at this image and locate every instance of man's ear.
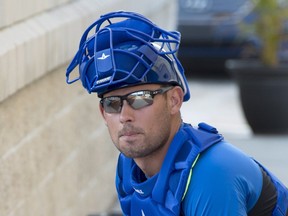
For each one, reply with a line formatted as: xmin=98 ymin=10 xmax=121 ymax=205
xmin=169 ymin=86 xmax=184 ymax=115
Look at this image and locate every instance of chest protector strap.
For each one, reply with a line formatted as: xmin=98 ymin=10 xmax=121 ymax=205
xmin=115 ymin=123 xmax=223 ymax=216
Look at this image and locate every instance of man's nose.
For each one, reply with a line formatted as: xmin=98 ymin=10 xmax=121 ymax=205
xmin=119 ymin=100 xmax=135 ymax=123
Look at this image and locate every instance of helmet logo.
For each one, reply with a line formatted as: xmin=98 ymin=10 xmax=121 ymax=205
xmin=97 ymin=53 xmax=110 ymax=60
xmin=96 ymin=76 xmax=111 ymax=84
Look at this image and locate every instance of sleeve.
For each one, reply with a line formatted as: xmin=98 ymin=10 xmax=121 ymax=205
xmin=181 ymin=141 xmax=263 ymax=216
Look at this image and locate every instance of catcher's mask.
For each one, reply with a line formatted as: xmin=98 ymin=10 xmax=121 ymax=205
xmin=66 ymin=11 xmax=190 ymax=101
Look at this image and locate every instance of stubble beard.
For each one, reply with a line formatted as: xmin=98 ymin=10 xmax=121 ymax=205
xmin=116 ymin=117 xmax=171 ymax=159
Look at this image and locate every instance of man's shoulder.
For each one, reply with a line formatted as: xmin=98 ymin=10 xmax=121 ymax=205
xmin=181 ymin=141 xmax=262 ymax=216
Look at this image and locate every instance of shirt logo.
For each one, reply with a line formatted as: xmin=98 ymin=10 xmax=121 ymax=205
xmin=97 ymin=53 xmax=110 ymax=60
xmin=133 ymin=187 xmax=144 ymax=195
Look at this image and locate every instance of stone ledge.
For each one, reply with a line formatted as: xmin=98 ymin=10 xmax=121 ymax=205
xmin=0 ymin=0 xmax=177 ymax=214
xmin=0 ymin=0 xmax=175 ymax=104
xmin=0 ymin=0 xmax=73 ymax=29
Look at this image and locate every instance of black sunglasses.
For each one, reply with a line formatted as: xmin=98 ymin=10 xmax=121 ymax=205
xmin=100 ymin=86 xmax=173 ymax=113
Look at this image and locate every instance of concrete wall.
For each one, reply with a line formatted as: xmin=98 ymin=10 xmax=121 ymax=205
xmin=0 ymin=0 xmax=177 ymax=215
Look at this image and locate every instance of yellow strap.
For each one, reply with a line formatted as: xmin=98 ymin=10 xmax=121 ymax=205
xmin=181 ymin=154 xmax=200 ymax=201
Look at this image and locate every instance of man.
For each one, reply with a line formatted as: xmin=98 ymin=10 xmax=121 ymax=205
xmin=66 ymin=11 xmax=287 ymax=216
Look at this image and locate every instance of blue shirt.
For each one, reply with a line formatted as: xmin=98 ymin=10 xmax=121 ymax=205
xmin=182 ymin=141 xmax=262 ymax=215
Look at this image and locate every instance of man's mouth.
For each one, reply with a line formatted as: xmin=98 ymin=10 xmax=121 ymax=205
xmin=119 ymin=125 xmax=143 ymax=139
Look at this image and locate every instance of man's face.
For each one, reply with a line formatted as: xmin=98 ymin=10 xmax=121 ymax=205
xmin=99 ymin=84 xmax=176 ymax=159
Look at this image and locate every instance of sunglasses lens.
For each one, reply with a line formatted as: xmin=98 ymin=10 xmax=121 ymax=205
xmin=102 ymin=97 xmax=122 ymax=113
xmin=101 ymin=88 xmax=169 ymax=113
xmin=127 ymin=94 xmax=153 ymax=109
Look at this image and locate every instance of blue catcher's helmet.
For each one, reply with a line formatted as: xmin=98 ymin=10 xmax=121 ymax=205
xmin=66 ymin=11 xmax=190 ymax=101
